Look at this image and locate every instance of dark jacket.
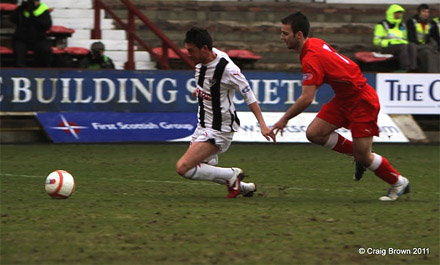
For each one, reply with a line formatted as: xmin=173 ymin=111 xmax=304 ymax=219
xmin=406 ymin=15 xmax=433 ymax=45
xmin=10 ymin=2 xmax=52 ymax=43
xmin=79 ymin=53 xmax=115 ymax=69
xmin=430 ymin=17 xmax=440 ymax=50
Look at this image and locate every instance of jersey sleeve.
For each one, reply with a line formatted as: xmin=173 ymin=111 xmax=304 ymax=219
xmin=302 ymin=55 xmax=324 ymax=87
xmin=224 ymin=67 xmax=257 ymax=105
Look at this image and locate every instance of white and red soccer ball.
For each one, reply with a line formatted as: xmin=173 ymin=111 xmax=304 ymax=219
xmin=45 ymin=170 xmax=76 ymax=199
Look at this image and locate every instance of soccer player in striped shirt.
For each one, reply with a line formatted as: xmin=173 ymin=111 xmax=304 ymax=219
xmin=176 ymin=27 xmax=275 ymax=198
xmin=272 ymin=12 xmax=410 ymax=201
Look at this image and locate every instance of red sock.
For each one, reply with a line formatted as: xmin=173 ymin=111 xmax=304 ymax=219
xmin=371 ymin=155 xmax=400 ymax=184
xmin=331 ymin=134 xmax=353 ymax=155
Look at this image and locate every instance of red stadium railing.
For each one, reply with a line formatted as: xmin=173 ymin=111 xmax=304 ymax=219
xmin=91 ymin=0 xmax=194 ymax=70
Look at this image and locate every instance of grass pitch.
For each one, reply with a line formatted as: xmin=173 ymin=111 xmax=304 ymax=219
xmin=0 ymin=143 xmax=439 ymax=265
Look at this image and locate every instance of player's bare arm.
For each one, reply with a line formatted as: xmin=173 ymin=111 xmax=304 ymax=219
xmin=272 ymin=84 xmax=317 ymax=136
xmin=248 ymin=102 xmax=276 ymax=143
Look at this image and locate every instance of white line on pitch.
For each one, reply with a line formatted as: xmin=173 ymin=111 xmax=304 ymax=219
xmin=0 ymin=173 xmax=45 ymax=178
xmin=0 ymin=172 xmax=350 ymax=192
xmin=1 ymin=173 xmax=437 ymax=194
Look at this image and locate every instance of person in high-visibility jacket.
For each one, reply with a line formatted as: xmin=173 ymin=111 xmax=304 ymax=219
xmin=431 ymin=17 xmax=440 ymax=51
xmin=407 ymin=4 xmax=432 ymax=45
xmin=373 ymin=4 xmax=417 ymax=72
xmin=406 ymin=4 xmax=439 ymax=73
xmin=10 ymin=0 xmax=52 ymax=67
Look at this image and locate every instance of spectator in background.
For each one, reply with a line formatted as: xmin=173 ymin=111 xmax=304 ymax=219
xmin=406 ymin=4 xmax=440 ymax=72
xmin=79 ymin=41 xmax=115 ymax=69
xmin=431 ymin=16 xmax=440 ymax=50
xmin=429 ymin=16 xmax=440 ymax=72
xmin=373 ymin=4 xmax=417 ymax=72
xmin=10 ymin=0 xmax=52 ymax=67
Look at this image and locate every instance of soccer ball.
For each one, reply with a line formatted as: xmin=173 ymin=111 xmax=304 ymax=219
xmin=45 ymin=170 xmax=76 ymax=199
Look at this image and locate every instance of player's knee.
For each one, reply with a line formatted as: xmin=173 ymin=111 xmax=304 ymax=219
xmin=353 ymin=152 xmax=373 ymax=167
xmin=305 ymin=129 xmax=321 ymax=144
xmin=305 ymin=128 xmax=314 ymax=142
xmin=175 ymin=161 xmax=188 ymax=177
xmin=176 ymin=163 xmax=197 ymax=180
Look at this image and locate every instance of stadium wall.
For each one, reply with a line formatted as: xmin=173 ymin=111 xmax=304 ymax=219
xmin=0 ymin=69 xmax=350 ymax=113
xmin=1 ymin=70 xmax=438 ymax=114
xmin=103 ymin=0 xmax=440 ymax=72
xmin=1 ymin=70 xmax=438 ymax=143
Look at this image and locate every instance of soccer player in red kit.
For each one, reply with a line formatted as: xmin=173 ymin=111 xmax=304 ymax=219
xmin=272 ymin=12 xmax=410 ymax=201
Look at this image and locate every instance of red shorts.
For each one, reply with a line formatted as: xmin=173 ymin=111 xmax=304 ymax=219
xmin=317 ymin=84 xmax=380 ymax=138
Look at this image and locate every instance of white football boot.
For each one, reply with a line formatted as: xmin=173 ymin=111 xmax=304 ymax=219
xmin=379 ymin=176 xmax=410 ymax=201
xmin=240 ymin=182 xmax=257 ymax=197
xmin=226 ymin=168 xmax=246 ymax=198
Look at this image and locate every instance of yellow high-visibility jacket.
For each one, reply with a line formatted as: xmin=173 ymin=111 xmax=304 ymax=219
xmin=374 ymin=4 xmax=408 ymax=47
xmin=407 ymin=15 xmax=431 ymax=44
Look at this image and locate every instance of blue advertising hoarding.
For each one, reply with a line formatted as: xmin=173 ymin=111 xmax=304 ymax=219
xmin=0 ymin=69 xmax=377 ymax=112
xmin=36 ymin=112 xmax=198 ymax=143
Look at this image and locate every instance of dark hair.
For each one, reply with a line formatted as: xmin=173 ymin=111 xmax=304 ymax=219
xmin=91 ymin=41 xmax=105 ymax=52
xmin=184 ymin=27 xmax=213 ymax=50
xmin=417 ymin=4 xmax=430 ymax=13
xmin=281 ymin=12 xmax=310 ymax=38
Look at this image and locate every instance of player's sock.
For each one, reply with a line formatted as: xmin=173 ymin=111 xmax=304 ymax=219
xmin=212 ymin=178 xmax=253 ymax=188
xmin=183 ymin=163 xmax=234 ymax=183
xmin=213 ymin=180 xmax=252 ymax=188
xmin=367 ymin=153 xmax=399 ymax=184
xmin=324 ymin=132 xmax=353 ymax=155
xmin=212 ymin=178 xmax=226 ymax=185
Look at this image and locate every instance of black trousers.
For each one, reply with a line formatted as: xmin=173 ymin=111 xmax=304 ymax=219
xmin=13 ymin=39 xmax=52 ymax=67
xmin=381 ymin=43 xmax=417 ymax=71
xmin=417 ymin=44 xmax=440 ymax=73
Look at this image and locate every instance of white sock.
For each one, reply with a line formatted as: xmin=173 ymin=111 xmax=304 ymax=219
xmin=212 ymin=178 xmax=226 ymax=185
xmin=323 ymin=132 xmax=338 ymax=149
xmin=368 ymin=153 xmax=382 ymax=171
xmin=212 ymin=179 xmax=252 ymax=189
xmin=213 ymin=180 xmax=252 ymax=188
xmin=183 ymin=163 xmax=234 ymax=183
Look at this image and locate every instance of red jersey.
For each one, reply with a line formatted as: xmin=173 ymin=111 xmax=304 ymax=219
xmin=300 ymin=38 xmax=367 ymax=99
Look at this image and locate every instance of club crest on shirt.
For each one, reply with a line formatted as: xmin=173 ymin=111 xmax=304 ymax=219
xmin=303 ymin=73 xmax=313 ymax=81
xmin=241 ymin=85 xmax=251 ymax=94
xmin=195 ymin=88 xmax=212 ymax=101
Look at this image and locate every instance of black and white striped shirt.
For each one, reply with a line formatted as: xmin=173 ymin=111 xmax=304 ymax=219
xmin=194 ymin=48 xmax=257 ymax=132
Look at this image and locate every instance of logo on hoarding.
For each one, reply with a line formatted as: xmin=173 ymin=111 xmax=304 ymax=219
xmin=50 ymin=114 xmax=88 ymax=140
xmin=302 ymin=73 xmax=313 ymax=81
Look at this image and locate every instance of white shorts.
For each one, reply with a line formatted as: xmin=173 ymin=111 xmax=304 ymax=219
xmin=191 ymin=126 xmax=234 ymax=165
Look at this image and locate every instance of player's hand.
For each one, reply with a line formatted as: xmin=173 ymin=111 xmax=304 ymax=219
xmin=271 ymin=117 xmax=288 ymax=137
xmin=261 ymin=125 xmax=276 ymax=143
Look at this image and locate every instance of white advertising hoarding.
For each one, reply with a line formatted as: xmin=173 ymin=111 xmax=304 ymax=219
xmin=234 ymin=112 xmax=408 ymax=143
xmin=173 ymin=112 xmax=408 ymax=143
xmin=376 ymin=73 xmax=440 ymax=114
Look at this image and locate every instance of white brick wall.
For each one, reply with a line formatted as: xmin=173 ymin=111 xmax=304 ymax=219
xmin=44 ymin=0 xmax=93 ymax=9
xmin=43 ymin=0 xmax=156 ymax=69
